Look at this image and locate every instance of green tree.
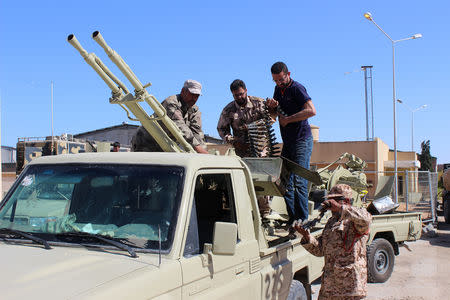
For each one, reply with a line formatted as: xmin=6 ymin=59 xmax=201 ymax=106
xmin=418 ymin=140 xmax=432 ymax=171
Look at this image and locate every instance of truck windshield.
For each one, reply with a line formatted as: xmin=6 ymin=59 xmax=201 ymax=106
xmin=0 ymin=164 xmax=184 ymax=252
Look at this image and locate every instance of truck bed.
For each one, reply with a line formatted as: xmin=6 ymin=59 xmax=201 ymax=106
xmin=369 ymin=211 xmax=422 ymax=243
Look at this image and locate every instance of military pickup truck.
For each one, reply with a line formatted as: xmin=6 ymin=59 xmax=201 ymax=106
xmin=0 ymin=31 xmax=420 ymax=299
xmin=0 ymin=152 xmax=422 ymax=299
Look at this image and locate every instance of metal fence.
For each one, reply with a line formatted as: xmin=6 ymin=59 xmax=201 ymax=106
xmin=364 ymin=170 xmax=438 ymax=223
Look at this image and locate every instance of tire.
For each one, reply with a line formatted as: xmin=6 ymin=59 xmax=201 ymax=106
xmin=367 ymin=238 xmax=395 ymax=283
xmin=287 ymin=279 xmax=307 ymax=300
xmin=444 ymin=195 xmax=450 ymax=224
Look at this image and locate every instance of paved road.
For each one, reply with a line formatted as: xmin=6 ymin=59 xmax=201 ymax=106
xmin=311 ymin=216 xmax=450 ymax=300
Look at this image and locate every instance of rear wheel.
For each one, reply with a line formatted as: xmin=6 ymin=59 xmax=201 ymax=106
xmin=367 ymin=238 xmax=395 ymax=283
xmin=287 ymin=280 xmax=307 ymax=300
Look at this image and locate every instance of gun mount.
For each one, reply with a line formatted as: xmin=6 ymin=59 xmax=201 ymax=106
xmin=312 ymin=152 xmax=370 ymax=208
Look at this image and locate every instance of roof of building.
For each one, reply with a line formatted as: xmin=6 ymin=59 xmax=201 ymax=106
xmin=73 ymin=123 xmax=139 ymax=137
xmin=73 ymin=122 xmax=223 ymax=144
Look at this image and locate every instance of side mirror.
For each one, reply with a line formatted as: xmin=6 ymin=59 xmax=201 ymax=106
xmin=212 ymin=222 xmax=237 ymax=255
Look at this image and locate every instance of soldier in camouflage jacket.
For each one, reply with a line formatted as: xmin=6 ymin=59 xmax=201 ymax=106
xmin=132 ymin=80 xmax=208 ymax=154
xmin=295 ymin=184 xmax=372 ymax=300
xmin=217 ymin=79 xmax=274 ymax=157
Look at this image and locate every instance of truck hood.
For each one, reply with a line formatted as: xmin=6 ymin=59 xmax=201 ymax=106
xmin=0 ymin=242 xmax=181 ymax=299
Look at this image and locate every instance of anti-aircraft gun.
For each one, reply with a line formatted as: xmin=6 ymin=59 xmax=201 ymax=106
xmin=311 ymin=152 xmax=370 ymax=208
xmin=68 ymin=31 xmax=195 ymax=154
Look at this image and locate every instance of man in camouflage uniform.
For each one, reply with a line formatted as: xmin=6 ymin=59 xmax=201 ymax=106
xmin=131 ymin=80 xmax=208 ymax=154
xmin=295 ymin=184 xmax=372 ymax=300
xmin=217 ymin=79 xmax=274 ymax=157
xmin=217 ymin=79 xmax=274 ymax=217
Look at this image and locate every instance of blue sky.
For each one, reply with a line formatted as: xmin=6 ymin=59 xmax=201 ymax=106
xmin=1 ymin=1 xmax=448 ymax=163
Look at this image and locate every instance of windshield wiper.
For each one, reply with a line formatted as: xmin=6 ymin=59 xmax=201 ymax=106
xmin=0 ymin=227 xmax=51 ymax=249
xmin=55 ymin=232 xmax=137 ymax=258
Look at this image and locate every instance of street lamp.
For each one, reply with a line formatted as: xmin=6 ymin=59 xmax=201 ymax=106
xmin=364 ymin=12 xmax=422 ymax=203
xmin=397 ymin=99 xmax=427 ymax=152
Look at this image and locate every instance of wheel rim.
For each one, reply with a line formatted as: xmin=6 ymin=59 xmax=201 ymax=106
xmin=374 ymin=249 xmax=389 ymax=274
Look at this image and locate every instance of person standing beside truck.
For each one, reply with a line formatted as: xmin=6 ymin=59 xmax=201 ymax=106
xmin=266 ymin=61 xmax=316 ymax=225
xmin=295 ymin=184 xmax=372 ymax=300
xmin=131 ymin=79 xmax=209 ymax=154
xmin=217 ymin=79 xmax=275 ymax=217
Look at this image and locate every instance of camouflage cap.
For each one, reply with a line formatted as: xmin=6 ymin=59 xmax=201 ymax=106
xmin=326 ymin=183 xmax=353 ymax=200
xmin=183 ymin=79 xmax=202 ymax=95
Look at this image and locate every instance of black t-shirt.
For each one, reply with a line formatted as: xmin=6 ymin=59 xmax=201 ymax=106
xmin=273 ymin=79 xmax=312 ymax=147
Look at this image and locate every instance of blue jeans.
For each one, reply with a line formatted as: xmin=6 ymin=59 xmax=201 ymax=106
xmin=282 ymin=135 xmax=313 ymax=224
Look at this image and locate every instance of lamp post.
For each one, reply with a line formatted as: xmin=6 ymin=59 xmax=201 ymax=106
xmin=364 ymin=12 xmax=422 ymax=204
xmin=397 ymin=99 xmax=427 ymax=152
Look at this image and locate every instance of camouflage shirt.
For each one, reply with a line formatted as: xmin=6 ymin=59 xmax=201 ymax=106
xmin=302 ymin=206 xmax=372 ymax=299
xmin=217 ymin=96 xmax=269 ymax=156
xmin=132 ymin=94 xmax=205 ymax=152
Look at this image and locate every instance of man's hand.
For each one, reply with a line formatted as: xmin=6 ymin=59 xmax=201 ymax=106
xmin=225 ymin=135 xmax=235 ymax=144
xmin=266 ymin=98 xmax=278 ymax=108
xmin=278 ymin=114 xmax=290 ymax=127
xmin=293 ymin=222 xmax=310 ymax=242
xmin=322 ymin=199 xmax=342 ymax=212
xmin=194 ymin=145 xmax=209 ymax=154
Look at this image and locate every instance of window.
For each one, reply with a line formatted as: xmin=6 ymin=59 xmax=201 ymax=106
xmin=184 ymin=173 xmax=237 ymax=257
xmin=0 ymin=164 xmax=185 ymax=251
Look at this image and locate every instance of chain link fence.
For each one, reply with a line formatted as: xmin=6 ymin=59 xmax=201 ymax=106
xmin=364 ymin=170 xmax=438 ymax=223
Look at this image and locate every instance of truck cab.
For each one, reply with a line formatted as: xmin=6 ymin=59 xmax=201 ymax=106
xmin=0 ymin=152 xmax=323 ymax=299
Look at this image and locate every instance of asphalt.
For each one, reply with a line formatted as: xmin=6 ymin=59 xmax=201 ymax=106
xmin=311 ymin=213 xmax=450 ymax=300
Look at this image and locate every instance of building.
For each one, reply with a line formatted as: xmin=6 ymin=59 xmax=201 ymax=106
xmin=1 ymin=146 xmax=16 ymax=164
xmin=1 ymin=146 xmax=17 ymax=197
xmin=74 ymin=123 xmax=224 ymax=147
xmin=73 ymin=123 xmax=139 ymax=147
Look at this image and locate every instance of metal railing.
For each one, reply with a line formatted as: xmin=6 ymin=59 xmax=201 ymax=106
xmin=363 ymin=170 xmax=438 ymax=223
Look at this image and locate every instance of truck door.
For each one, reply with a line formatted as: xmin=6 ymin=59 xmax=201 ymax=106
xmin=180 ymin=171 xmax=260 ymax=299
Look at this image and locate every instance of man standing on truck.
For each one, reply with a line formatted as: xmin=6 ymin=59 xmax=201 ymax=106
xmin=131 ymin=79 xmax=209 ymax=154
xmin=266 ymin=61 xmax=316 ymax=225
xmin=217 ymin=79 xmax=275 ymax=217
xmin=295 ymin=184 xmax=372 ymax=300
xmin=217 ymin=79 xmax=273 ymax=157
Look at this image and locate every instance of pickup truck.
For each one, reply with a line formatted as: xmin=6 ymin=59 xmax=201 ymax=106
xmin=0 ymin=152 xmax=422 ymax=299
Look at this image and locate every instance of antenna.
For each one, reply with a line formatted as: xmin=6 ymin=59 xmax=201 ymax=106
xmin=51 ymin=81 xmax=54 ymax=154
xmin=158 ymin=224 xmax=162 ymax=267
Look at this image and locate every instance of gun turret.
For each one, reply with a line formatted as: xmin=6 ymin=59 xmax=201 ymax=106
xmin=67 ymin=32 xmax=195 ymax=153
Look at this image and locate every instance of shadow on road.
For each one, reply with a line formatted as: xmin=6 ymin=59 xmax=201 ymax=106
xmin=420 ymin=213 xmax=450 ymax=248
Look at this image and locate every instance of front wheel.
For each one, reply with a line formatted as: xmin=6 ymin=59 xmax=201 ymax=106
xmin=287 ymin=280 xmax=307 ymax=300
xmin=367 ymin=238 xmax=395 ymax=283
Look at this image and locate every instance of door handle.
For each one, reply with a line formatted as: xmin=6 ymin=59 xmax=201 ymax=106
xmin=235 ymin=266 xmax=245 ymax=275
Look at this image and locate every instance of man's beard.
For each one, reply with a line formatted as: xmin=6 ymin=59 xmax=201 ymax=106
xmin=279 ymin=81 xmax=290 ymax=88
